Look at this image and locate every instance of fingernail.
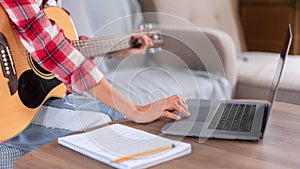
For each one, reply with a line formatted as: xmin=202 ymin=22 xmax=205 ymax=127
xmin=177 ymin=116 xmax=181 ymax=120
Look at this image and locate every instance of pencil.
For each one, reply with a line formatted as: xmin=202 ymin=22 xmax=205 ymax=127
xmin=113 ymin=144 xmax=176 ymax=163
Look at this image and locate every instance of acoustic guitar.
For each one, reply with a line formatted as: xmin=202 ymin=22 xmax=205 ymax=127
xmin=0 ymin=6 xmax=163 ymax=141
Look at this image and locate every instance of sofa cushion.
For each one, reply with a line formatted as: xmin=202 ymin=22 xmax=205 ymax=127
xmin=237 ymin=52 xmax=300 ymax=105
xmin=105 ymin=66 xmax=232 ymax=105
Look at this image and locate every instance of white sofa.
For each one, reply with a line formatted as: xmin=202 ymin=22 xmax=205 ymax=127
xmin=139 ymin=0 xmax=300 ymax=105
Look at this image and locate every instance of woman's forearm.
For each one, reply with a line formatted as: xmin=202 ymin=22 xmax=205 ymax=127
xmin=87 ymin=78 xmax=140 ymax=120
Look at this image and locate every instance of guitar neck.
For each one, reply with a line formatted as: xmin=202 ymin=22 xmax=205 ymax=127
xmin=72 ymin=34 xmax=135 ymax=57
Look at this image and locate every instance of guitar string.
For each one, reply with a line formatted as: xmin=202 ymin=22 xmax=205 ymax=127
xmin=74 ymin=32 xmax=158 ymax=49
xmin=6 ymin=42 xmax=131 ymax=57
xmin=7 ymin=39 xmax=134 ymax=56
xmin=75 ymin=38 xmax=131 ymax=49
xmin=4 ymin=34 xmax=159 ymax=58
xmin=6 ymin=38 xmax=131 ymax=52
xmin=4 ymin=31 xmax=157 ymax=53
xmin=76 ymin=41 xmax=131 ymax=54
xmin=6 ymin=31 xmax=158 ymax=53
xmin=7 ymin=36 xmax=133 ymax=53
xmin=74 ymin=38 xmax=134 ymax=51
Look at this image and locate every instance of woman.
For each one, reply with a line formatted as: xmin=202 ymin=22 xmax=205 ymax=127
xmin=0 ymin=0 xmax=190 ymax=168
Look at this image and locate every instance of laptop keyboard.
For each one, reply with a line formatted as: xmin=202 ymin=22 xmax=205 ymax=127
xmin=208 ymin=103 xmax=256 ymax=132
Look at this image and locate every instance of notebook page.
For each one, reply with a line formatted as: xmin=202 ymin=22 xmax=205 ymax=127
xmin=58 ymin=124 xmax=191 ymax=169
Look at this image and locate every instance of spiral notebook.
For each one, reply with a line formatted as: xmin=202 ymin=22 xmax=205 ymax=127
xmin=58 ymin=124 xmax=191 ymax=169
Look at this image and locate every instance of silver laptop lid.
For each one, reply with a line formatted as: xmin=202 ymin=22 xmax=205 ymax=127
xmin=267 ymin=24 xmax=292 ymax=106
xmin=261 ymin=25 xmax=292 ymax=136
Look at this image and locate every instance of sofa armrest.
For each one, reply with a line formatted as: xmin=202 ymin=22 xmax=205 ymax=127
xmin=151 ymin=27 xmax=237 ymax=91
xmin=201 ymin=28 xmax=237 ymax=91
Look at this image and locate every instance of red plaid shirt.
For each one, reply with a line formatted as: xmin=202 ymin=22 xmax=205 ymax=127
xmin=1 ymin=0 xmax=103 ymax=93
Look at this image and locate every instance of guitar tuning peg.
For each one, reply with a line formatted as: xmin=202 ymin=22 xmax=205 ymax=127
xmin=139 ymin=23 xmax=159 ymax=32
xmin=146 ymin=47 xmax=162 ymax=55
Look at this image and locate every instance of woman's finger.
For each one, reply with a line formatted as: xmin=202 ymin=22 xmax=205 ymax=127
xmin=161 ymin=111 xmax=181 ymax=120
xmin=173 ymin=102 xmax=190 ymax=117
xmin=178 ymin=98 xmax=188 ymax=112
xmin=165 ymin=95 xmax=190 ymax=117
xmin=132 ymin=35 xmax=153 ymax=48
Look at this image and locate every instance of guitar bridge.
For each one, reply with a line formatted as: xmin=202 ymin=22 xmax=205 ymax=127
xmin=0 ymin=32 xmax=18 ymax=95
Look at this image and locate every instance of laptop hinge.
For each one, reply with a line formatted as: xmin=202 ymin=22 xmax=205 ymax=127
xmin=260 ymin=103 xmax=270 ymax=138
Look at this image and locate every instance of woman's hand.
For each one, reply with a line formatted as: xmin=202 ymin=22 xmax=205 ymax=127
xmin=108 ymin=33 xmax=153 ymax=59
xmin=132 ymin=94 xmax=190 ymax=123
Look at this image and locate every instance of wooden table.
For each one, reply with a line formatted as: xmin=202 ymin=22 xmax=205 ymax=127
xmin=15 ymin=102 xmax=300 ymax=169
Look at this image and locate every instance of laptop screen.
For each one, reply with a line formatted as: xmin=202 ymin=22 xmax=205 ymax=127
xmin=266 ymin=24 xmax=292 ymax=105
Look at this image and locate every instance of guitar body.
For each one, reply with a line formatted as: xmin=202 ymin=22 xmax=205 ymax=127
xmin=0 ymin=6 xmax=76 ymax=141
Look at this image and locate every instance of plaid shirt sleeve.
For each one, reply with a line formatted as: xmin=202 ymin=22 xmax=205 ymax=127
xmin=1 ymin=0 xmax=103 ymax=93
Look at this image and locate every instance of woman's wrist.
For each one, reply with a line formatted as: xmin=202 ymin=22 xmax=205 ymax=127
xmin=128 ymin=104 xmax=158 ymax=123
xmin=125 ymin=103 xmax=143 ymax=122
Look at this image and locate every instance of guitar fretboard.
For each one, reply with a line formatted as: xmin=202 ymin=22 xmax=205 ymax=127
xmin=72 ymin=35 xmax=133 ymax=57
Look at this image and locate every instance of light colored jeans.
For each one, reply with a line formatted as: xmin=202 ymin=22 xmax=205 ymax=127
xmin=44 ymin=93 xmax=124 ymax=121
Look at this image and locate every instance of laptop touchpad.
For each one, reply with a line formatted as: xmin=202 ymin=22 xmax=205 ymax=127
xmin=182 ymin=106 xmax=214 ymax=122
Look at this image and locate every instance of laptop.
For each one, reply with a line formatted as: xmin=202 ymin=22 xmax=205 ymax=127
xmin=161 ymin=25 xmax=292 ymax=141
